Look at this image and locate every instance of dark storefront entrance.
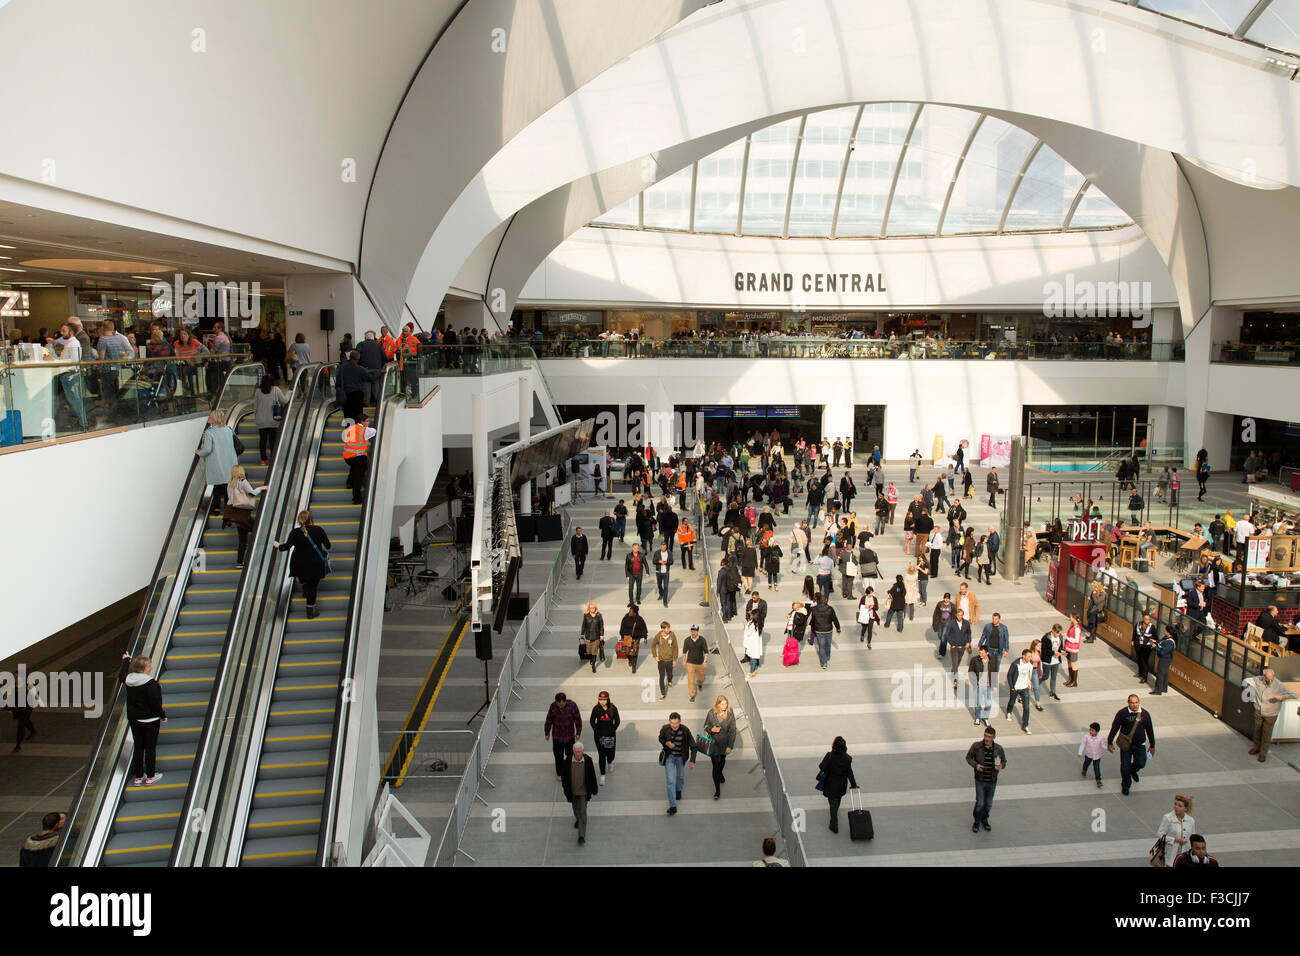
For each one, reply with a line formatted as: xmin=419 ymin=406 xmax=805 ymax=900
xmin=853 ymin=405 xmax=886 ymax=452
xmin=680 ymin=405 xmax=821 ymax=447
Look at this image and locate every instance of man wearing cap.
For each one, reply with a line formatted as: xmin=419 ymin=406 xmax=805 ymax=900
xmin=681 ymin=624 xmax=709 ymax=702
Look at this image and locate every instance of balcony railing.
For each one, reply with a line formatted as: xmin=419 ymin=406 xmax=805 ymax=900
xmin=0 ymin=353 xmax=252 ymax=447
xmin=404 ymin=343 xmax=534 ymax=386
xmin=1211 ymin=343 xmax=1298 ymax=366
xmin=532 ymin=337 xmax=1184 ymax=361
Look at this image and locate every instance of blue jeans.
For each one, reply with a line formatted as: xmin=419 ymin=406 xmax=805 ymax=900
xmin=615 ymin=517 xmax=626 ymax=540
xmin=1082 ymin=756 xmax=1103 ymax=782
xmin=909 ymin=468 xmax=916 ymax=482
xmin=1119 ymin=743 xmax=1147 ymax=792
xmin=950 ymin=545 xmax=960 ymax=568
xmin=918 ymin=579 xmax=928 ymax=604
xmin=814 ymin=631 xmax=832 ymax=667
xmin=1044 ymin=662 xmax=1059 ymax=696
xmin=656 ymin=570 xmax=670 ymax=605
xmin=975 ymin=682 xmax=994 ymax=720
xmin=665 ymin=754 xmax=686 ymax=806
xmin=1005 ymin=687 xmax=1030 ymax=728
xmin=1030 ymin=668 xmax=1041 ymax=703
xmin=986 ymin=649 xmax=1003 ymax=675
xmin=628 ymin=574 xmax=643 ymax=605
xmin=748 ymin=655 xmax=761 ymax=675
xmin=59 ymin=372 xmax=88 ymax=428
xmin=817 ymin=574 xmax=832 ymax=598
xmin=807 ymin=506 xmax=819 ymax=525
xmin=884 ymin=608 xmax=905 ymax=632
xmin=973 ymin=778 xmax=997 ymax=824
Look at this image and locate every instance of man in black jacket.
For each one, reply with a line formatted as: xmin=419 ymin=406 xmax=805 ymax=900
xmin=654 ymin=539 xmax=674 ymax=607
xmin=658 ymin=712 xmax=698 ymax=814
xmin=744 ymin=591 xmax=768 ymax=633
xmin=570 ymin=527 xmax=589 ymax=580
xmin=719 ymin=556 xmax=742 ymax=622
xmin=808 ymin=594 xmax=841 ymax=670
xmin=336 ymin=351 xmax=375 ymax=423
xmin=598 ymin=511 xmax=616 ymax=560
xmin=840 ymin=472 xmax=856 ymax=510
xmin=658 ymin=506 xmax=679 ymax=543
xmin=625 ymin=544 xmax=646 ymax=604
xmin=1107 ymin=695 xmax=1155 ymax=796
xmin=965 ymin=726 xmax=1006 ymax=832
xmin=357 ymin=330 xmax=387 ymax=400
xmin=560 ymin=742 xmax=599 ymax=844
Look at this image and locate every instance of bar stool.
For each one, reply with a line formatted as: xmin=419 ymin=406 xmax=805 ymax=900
xmin=1118 ymin=539 xmax=1138 ymax=570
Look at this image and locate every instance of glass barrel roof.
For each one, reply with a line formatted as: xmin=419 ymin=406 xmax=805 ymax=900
xmin=591 ymin=103 xmax=1134 ymax=239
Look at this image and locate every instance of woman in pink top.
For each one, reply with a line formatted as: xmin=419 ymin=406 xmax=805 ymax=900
xmin=1062 ymin=613 xmax=1083 ymax=687
xmin=885 ymin=482 xmax=899 ymax=524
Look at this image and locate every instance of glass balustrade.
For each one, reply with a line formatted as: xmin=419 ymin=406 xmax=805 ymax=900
xmin=530 ymin=338 xmax=1184 ymax=361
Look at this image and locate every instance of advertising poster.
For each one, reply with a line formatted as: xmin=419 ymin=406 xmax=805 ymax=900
xmin=982 ymin=435 xmax=1012 ymax=468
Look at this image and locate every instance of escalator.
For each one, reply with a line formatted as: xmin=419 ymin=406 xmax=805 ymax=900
xmin=235 ymin=400 xmax=376 ymax=865
xmin=101 ymin=410 xmax=272 ymax=864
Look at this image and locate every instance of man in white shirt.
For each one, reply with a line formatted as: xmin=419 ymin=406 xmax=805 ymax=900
xmin=654 ymin=540 xmax=674 ymax=608
xmin=927 ymin=527 xmax=945 ymax=580
xmin=53 ymin=322 xmax=89 ymax=428
xmin=1235 ymin=514 xmax=1256 ymax=549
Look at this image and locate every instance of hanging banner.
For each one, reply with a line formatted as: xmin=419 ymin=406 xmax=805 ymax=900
xmin=932 ymin=435 xmax=945 ymax=466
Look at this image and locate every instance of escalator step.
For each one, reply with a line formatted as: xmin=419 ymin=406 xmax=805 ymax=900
xmin=251 ymin=775 xmax=326 ymax=808
xmin=247 ymin=806 xmax=323 ymax=838
xmin=113 ymin=797 xmax=183 ymax=832
xmin=240 ymin=834 xmax=319 ymax=866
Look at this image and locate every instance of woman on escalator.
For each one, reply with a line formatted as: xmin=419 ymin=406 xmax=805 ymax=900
xmin=273 ymin=511 xmax=332 ymax=619
xmin=223 ymin=465 xmax=268 ymax=569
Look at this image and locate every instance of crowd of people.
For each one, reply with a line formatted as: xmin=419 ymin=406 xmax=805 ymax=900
xmin=539 ymin=429 xmax=1286 ymax=863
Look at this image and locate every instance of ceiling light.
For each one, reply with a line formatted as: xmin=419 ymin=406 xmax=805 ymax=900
xmin=0 ymin=266 xmax=26 ymax=272
xmin=132 ymin=275 xmax=166 ymax=281
xmin=191 ymin=271 xmax=219 ymax=277
xmin=0 ymin=243 xmax=15 ymax=249
xmin=19 ymin=257 xmax=172 ymax=273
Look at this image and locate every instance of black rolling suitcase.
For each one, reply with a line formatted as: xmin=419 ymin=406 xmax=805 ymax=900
xmin=847 ymin=789 xmax=874 ymax=841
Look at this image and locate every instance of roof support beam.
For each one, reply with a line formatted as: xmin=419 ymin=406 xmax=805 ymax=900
xmin=879 ymin=103 xmax=923 ymax=237
xmin=830 ymin=104 xmax=865 ymax=239
xmin=935 ymin=113 xmax=985 ymax=236
xmin=998 ymin=139 xmax=1044 ymax=233
xmin=781 ymin=114 xmax=808 ymax=238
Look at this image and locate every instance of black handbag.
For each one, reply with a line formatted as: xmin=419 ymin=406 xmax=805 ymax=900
xmin=695 ymin=732 xmax=715 ymax=756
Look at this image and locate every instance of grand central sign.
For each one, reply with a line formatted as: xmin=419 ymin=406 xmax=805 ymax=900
xmin=733 ymin=271 xmax=887 ymax=293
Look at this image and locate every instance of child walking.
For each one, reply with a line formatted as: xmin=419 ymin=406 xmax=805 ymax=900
xmin=1078 ymin=721 xmax=1105 ymax=788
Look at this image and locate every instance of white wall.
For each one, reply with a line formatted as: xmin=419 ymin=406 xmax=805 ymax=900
xmin=518 ymin=226 xmax=1177 ymax=311
xmin=538 ymin=357 xmax=1180 ymax=461
xmin=284 ymin=275 xmax=387 ymax=368
xmin=1 ymin=416 xmax=206 ymax=658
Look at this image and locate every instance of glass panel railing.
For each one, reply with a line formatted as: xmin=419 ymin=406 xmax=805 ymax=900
xmin=169 ymin=363 xmax=324 ymax=866
xmin=529 ymin=338 xmax=1183 ymax=361
xmin=0 ymin=353 xmax=253 ymax=445
xmin=317 ymin=364 xmax=403 ymax=863
xmin=404 ymin=342 xmax=533 ymax=390
xmin=1212 ymin=342 xmax=1298 ymax=365
xmin=54 ymin=361 xmax=264 ymax=866
xmin=198 ymin=364 xmax=337 ymax=866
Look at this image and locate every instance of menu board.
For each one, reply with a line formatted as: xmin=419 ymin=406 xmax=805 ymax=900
xmin=1246 ymin=537 xmax=1270 ymax=571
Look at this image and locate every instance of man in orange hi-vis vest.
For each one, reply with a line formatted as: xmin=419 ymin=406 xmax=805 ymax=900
xmin=676 ymin=519 xmax=696 ymax=571
xmin=342 ymin=411 xmax=377 ymax=505
xmin=398 ymin=323 xmax=420 ymax=397
xmin=676 ymin=470 xmax=688 ymax=510
xmin=380 ymin=328 xmax=398 ymax=362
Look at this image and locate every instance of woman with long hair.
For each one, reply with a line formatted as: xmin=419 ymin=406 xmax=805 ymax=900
xmin=885 ymin=574 xmax=908 ymax=632
xmin=857 ymin=586 xmax=880 ymax=646
xmin=273 ymin=510 xmax=332 ymax=620
xmin=253 ymin=373 xmax=290 ymax=464
xmin=589 ymin=690 xmax=621 ymax=783
xmin=618 ymin=603 xmax=648 ymax=674
xmin=581 ymin=601 xmax=606 ymax=674
xmin=222 ymin=464 xmax=267 ymax=568
xmin=1062 ymin=612 xmax=1084 ymax=687
xmin=702 ymin=695 xmax=737 ymax=800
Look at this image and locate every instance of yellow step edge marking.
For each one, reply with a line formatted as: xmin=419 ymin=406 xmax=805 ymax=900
xmin=273 ymin=683 xmax=336 ymax=692
xmin=287 ymin=617 xmax=346 ymax=624
xmin=116 ymin=812 xmax=181 ymax=823
xmin=159 ymin=676 xmax=214 ymax=684
xmin=105 ymin=844 xmax=174 ymax=856
xmin=190 ymin=589 xmax=237 ymax=594
xmin=266 ymin=734 xmax=330 ymax=742
xmin=280 ymin=660 xmax=343 ymax=668
xmin=242 ymin=850 xmax=316 ymax=860
xmin=257 ymin=789 xmax=325 ymax=798
xmin=167 ymin=653 xmax=220 ymax=660
xmin=261 ymin=762 xmax=328 ymax=770
xmin=158 ymin=753 xmax=196 ymax=760
xmin=269 ymin=708 xmax=335 ymax=717
xmin=125 ymin=783 xmax=185 ymax=793
xmin=248 ymin=819 xmax=320 ymax=829
xmin=285 ymin=638 xmax=343 ymax=646
xmin=172 ymin=631 xmax=226 ymax=636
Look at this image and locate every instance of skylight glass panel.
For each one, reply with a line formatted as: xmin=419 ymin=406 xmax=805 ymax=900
xmin=592 ymin=194 xmax=639 ymax=227
xmin=1245 ymin=0 xmax=1300 ymax=54
xmin=640 ymin=165 xmax=694 ymax=231
xmin=693 ymin=139 xmax=747 ymax=234
xmin=1068 ymin=183 xmax=1133 ymax=228
xmin=885 ymin=104 xmax=979 ymax=236
xmin=835 ymin=103 xmax=914 ymax=237
xmin=940 ymin=117 xmax=1037 ymax=234
xmin=741 ymin=117 xmax=802 ymax=236
xmin=1004 ymin=145 xmax=1086 ymax=231
xmin=787 ymin=105 xmax=859 ymax=237
xmin=1137 ymin=0 xmax=1259 ymax=33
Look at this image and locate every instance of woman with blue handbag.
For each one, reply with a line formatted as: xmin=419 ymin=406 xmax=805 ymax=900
xmin=273 ymin=510 xmax=332 ymax=619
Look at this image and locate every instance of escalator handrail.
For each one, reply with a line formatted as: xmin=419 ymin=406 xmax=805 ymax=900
xmin=54 ymin=361 xmax=266 ymax=866
xmin=220 ymin=365 xmax=345 ymax=865
xmin=317 ymin=363 xmax=404 ymax=864
xmin=168 ymin=362 xmax=323 ymax=865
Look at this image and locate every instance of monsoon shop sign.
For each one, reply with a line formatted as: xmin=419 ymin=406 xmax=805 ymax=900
xmin=733 ymin=271 xmax=887 ymax=293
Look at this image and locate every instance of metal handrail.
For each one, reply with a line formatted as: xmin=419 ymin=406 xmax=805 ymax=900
xmin=317 ymin=363 xmax=404 ymax=864
xmin=53 ymin=361 xmax=264 ymax=866
xmin=168 ymin=363 xmax=322 ymax=865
